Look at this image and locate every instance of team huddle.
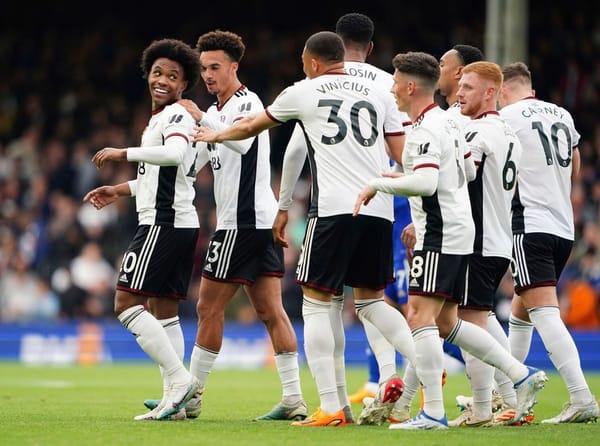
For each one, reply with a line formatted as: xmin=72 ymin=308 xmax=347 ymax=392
xmin=83 ymin=12 xmax=598 ymax=429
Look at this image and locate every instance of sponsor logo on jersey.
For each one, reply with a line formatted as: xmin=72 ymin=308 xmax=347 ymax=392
xmin=119 ymin=274 xmax=128 ymax=283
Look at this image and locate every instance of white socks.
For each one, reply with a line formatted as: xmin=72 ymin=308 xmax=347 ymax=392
xmin=302 ymin=295 xmax=339 ymax=413
xmin=447 ymin=319 xmax=528 ymax=384
xmin=528 ymin=306 xmax=593 ymax=404
xmin=330 ymin=297 xmax=350 ymax=408
xmin=486 ymin=313 xmax=516 ymax=407
xmin=508 ymin=314 xmax=534 ymax=362
xmin=463 ymin=351 xmax=494 ymax=419
xmin=189 ymin=344 xmax=218 ymax=389
xmin=158 ymin=316 xmax=184 ymax=397
xmin=118 ymin=305 xmax=188 ymax=383
xmin=413 ymin=326 xmax=445 ymax=419
xmin=355 ymin=298 xmax=416 ymax=364
xmin=362 ymin=318 xmax=397 ymax=382
xmin=275 ymin=352 xmax=303 ymax=406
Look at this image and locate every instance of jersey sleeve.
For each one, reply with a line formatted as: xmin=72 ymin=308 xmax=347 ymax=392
xmin=127 ymin=103 xmax=195 ymax=165
xmin=266 ymin=81 xmax=305 ymax=124
xmin=205 ymin=93 xmax=266 ymax=155
xmin=278 ymin=123 xmax=307 ymax=210
xmin=463 ymin=121 xmax=486 ymax=164
xmin=405 ymin=125 xmax=441 ymax=170
xmin=562 ymin=107 xmax=581 ymax=147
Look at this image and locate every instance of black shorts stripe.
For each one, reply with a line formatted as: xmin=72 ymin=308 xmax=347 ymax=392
xmin=423 ymin=251 xmax=439 ymax=293
xmin=203 ymin=229 xmax=283 ymax=283
xmin=297 ymin=217 xmax=317 ymax=282
xmin=296 ymin=215 xmax=393 ymax=295
xmin=513 ymin=233 xmax=530 ymax=285
xmin=216 ymin=229 xmax=237 ymax=279
xmin=132 ymin=225 xmax=160 ymax=289
xmin=118 ymin=225 xmax=198 ymax=299
xmin=511 ymin=232 xmax=572 ymax=292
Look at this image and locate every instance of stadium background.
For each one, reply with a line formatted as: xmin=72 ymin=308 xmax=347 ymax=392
xmin=1 ymin=1 xmax=599 ymax=366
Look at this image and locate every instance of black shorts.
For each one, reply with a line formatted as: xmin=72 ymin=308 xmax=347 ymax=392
xmin=408 ymin=250 xmax=469 ymax=303
xmin=202 ymin=228 xmax=284 ymax=285
xmin=460 ymin=255 xmax=510 ymax=310
xmin=117 ymin=225 xmax=198 ymax=299
xmin=511 ymin=232 xmax=572 ymax=293
xmin=296 ymin=214 xmax=393 ymax=295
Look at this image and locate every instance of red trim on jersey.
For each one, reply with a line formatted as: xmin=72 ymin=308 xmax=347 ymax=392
xmin=522 ymin=96 xmax=537 ymax=100
xmin=414 ymin=103 xmax=438 ymax=123
xmin=152 ymin=106 xmax=165 ymax=115
xmin=464 ymin=151 xmax=472 ymax=159
xmin=473 ymin=110 xmax=499 ymax=120
xmin=385 ymin=130 xmax=405 ymax=136
xmin=265 ymin=108 xmax=285 ymax=124
xmin=402 ymin=121 xmax=413 ymax=126
xmin=165 ymin=132 xmax=190 ymax=143
xmin=414 ymin=163 xmax=439 ymax=170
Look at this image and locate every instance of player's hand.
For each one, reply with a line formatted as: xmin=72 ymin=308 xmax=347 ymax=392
xmin=401 ymin=223 xmax=416 ymax=263
xmin=353 ymin=185 xmax=377 ymax=216
xmin=83 ymin=185 xmax=119 ymax=209
xmin=92 ymin=148 xmax=126 ymax=169
xmin=193 ymin=125 xmax=220 ymax=143
xmin=272 ymin=210 xmax=289 ymax=248
xmin=178 ymin=99 xmax=203 ymax=122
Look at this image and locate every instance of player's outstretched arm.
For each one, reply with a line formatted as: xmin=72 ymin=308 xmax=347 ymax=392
xmin=83 ymin=182 xmax=131 ymax=210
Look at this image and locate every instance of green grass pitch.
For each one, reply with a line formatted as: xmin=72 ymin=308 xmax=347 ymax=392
xmin=1 ymin=362 xmax=598 ymax=445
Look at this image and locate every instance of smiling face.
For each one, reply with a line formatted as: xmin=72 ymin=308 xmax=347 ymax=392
xmin=148 ymin=57 xmax=187 ymax=110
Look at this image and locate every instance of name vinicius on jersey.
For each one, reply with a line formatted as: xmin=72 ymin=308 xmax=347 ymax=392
xmin=317 ymin=80 xmax=370 ymax=96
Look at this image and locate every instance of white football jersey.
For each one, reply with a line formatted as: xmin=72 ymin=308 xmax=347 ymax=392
xmin=463 ymin=112 xmax=522 ymax=258
xmin=135 ymin=103 xmax=199 ymax=228
xmin=446 ymin=101 xmax=471 ymax=127
xmin=344 ymin=61 xmax=412 ymax=130
xmin=267 ymin=71 xmax=403 ymax=221
xmin=403 ymin=104 xmax=474 ymax=254
xmin=198 ymin=86 xmax=277 ymax=230
xmin=500 ymin=97 xmax=579 ymax=239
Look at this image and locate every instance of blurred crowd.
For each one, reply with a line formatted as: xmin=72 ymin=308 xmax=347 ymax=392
xmin=1 ymin=3 xmax=599 ymax=328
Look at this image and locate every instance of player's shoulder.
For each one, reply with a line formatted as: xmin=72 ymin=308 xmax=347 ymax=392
xmin=345 ymin=61 xmax=393 ymax=80
xmin=160 ymin=102 xmax=195 ymax=125
xmin=229 ymin=86 xmax=263 ymax=104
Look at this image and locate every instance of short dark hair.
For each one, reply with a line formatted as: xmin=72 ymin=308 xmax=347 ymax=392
xmin=140 ymin=38 xmax=201 ymax=92
xmin=392 ymin=51 xmax=440 ymax=89
xmin=502 ymin=61 xmax=532 ymax=85
xmin=305 ymin=31 xmax=345 ymax=63
xmin=335 ymin=13 xmax=374 ymax=44
xmin=453 ymin=44 xmax=484 ymax=66
xmin=196 ymin=30 xmax=245 ymax=63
